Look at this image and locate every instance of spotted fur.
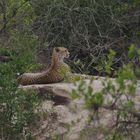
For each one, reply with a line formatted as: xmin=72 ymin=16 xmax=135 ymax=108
xmin=18 ymin=47 xmax=70 ymax=85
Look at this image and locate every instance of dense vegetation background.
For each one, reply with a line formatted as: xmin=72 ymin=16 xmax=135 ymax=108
xmin=0 ymin=0 xmax=140 ymax=139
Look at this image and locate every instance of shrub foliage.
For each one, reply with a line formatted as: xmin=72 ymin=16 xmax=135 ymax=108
xmin=30 ymin=0 xmax=140 ymax=75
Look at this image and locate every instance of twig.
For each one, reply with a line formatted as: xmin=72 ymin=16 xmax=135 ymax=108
xmin=0 ymin=1 xmax=28 ymax=34
xmin=103 ymin=105 xmax=140 ymax=119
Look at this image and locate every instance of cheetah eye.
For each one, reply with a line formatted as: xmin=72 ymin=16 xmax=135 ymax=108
xmin=55 ymin=48 xmax=60 ymax=52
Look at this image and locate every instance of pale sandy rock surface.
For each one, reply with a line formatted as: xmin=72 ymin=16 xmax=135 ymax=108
xmin=20 ymin=77 xmax=140 ymax=140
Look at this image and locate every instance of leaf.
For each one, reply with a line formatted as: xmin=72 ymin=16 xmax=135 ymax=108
xmin=124 ymin=100 xmax=134 ymax=109
xmin=128 ymin=84 xmax=136 ymax=96
xmin=94 ymin=92 xmax=104 ymax=106
xmin=71 ymin=89 xmax=80 ymax=99
xmin=128 ymin=44 xmax=136 ymax=59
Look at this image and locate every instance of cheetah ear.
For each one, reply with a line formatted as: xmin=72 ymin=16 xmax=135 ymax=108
xmin=55 ymin=48 xmax=60 ymax=52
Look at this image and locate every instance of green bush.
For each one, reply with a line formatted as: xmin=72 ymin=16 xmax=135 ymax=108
xmin=30 ymin=0 xmax=140 ymax=75
xmin=0 ymin=1 xmax=44 ymax=139
xmin=71 ymin=45 xmax=140 ymax=140
xmin=0 ymin=29 xmax=41 ymax=139
xmin=0 ymin=11 xmax=43 ymax=139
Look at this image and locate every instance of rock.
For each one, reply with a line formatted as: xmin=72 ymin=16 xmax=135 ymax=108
xmin=19 ymin=83 xmax=74 ymax=105
xmin=19 ymin=77 xmax=140 ymax=140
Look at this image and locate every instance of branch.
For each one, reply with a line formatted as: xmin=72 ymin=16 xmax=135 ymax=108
xmin=0 ymin=1 xmax=28 ymax=34
xmin=0 ymin=55 xmax=12 ymax=62
xmin=103 ymin=105 xmax=140 ymax=119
